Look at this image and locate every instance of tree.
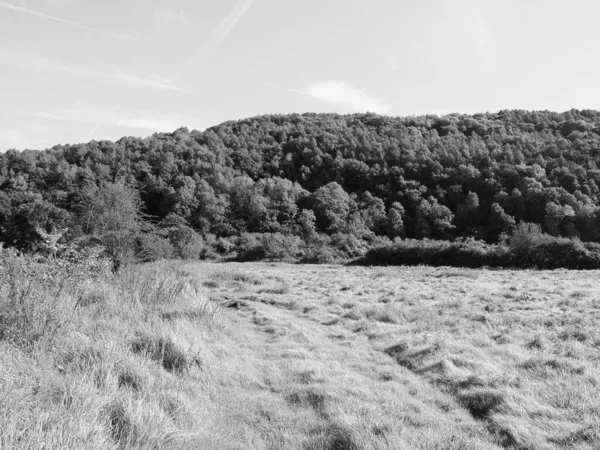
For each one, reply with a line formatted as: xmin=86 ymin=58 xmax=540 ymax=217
xmin=415 ymin=197 xmax=454 ymax=239
xmin=311 ymin=182 xmax=351 ymax=233
xmin=387 ymin=202 xmax=405 ymax=238
xmin=487 ymin=203 xmax=516 ymax=239
xmin=76 ymin=181 xmax=149 ymax=271
xmin=4 ymin=197 xmax=69 ymax=251
xmin=455 ymin=191 xmax=480 ymax=231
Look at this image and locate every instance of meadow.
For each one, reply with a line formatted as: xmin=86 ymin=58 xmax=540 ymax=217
xmin=2 ymin=252 xmax=600 ymax=449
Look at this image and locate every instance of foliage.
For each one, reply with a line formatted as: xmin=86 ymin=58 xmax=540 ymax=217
xmin=135 ymin=231 xmax=175 ymax=262
xmin=359 ymin=238 xmax=510 ymax=268
xmin=0 ymin=245 xmax=110 ymax=351
xmin=360 ymin=225 xmax=600 ymax=269
xmin=75 ymin=181 xmax=151 ymax=270
xmin=5 ymin=110 xmax=600 ymax=266
xmin=235 ymin=232 xmax=303 ymax=262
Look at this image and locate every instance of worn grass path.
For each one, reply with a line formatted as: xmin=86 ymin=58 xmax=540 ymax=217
xmin=187 ymin=262 xmax=600 ymax=449
xmin=193 ymin=263 xmax=510 ymax=449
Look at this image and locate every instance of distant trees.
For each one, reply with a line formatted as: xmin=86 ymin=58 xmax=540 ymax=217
xmin=3 ymin=109 xmax=600 ymax=260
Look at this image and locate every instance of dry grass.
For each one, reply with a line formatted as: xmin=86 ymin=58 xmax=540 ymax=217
xmin=3 ymin=255 xmax=600 ymax=449
xmin=192 ymin=263 xmax=600 ymax=449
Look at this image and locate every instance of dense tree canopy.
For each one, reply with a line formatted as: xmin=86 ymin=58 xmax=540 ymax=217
xmin=4 ymin=109 xmax=600 ymax=253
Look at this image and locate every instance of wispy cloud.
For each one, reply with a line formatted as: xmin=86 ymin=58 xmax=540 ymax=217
xmin=152 ymin=9 xmax=188 ymax=26
xmin=0 ymin=49 xmax=190 ymax=93
xmin=304 ymin=81 xmax=390 ymax=114
xmin=0 ymin=1 xmax=116 ymax=37
xmin=112 ymin=74 xmax=186 ymax=92
xmin=175 ymin=0 xmax=256 ymax=78
xmin=212 ymin=0 xmax=255 ymax=50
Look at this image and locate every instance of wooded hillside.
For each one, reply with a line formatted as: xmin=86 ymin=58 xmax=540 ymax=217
xmin=3 ymin=109 xmax=600 ymax=257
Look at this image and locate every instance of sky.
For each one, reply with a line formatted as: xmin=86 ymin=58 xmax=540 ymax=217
xmin=1 ymin=0 xmax=600 ymax=151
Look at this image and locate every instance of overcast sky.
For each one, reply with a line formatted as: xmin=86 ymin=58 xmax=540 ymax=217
xmin=1 ymin=0 xmax=600 ymax=151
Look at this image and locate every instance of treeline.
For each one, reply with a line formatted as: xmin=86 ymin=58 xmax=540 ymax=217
xmin=3 ymin=109 xmax=600 ymax=265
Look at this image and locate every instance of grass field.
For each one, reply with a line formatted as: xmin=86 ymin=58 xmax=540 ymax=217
xmin=2 ymin=255 xmax=600 ymax=449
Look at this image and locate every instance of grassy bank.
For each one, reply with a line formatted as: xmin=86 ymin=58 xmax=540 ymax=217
xmin=0 ymin=250 xmax=225 ymax=449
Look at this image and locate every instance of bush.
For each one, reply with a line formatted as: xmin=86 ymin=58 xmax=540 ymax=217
xmin=161 ymin=219 xmax=204 ymax=260
xmin=330 ymin=233 xmax=369 ymax=258
xmin=357 ymin=225 xmax=600 ymax=270
xmin=529 ymin=239 xmax=600 ymax=269
xmin=215 ymin=237 xmax=236 ymax=254
xmin=235 ymin=233 xmax=303 ymax=262
xmin=358 ymin=238 xmax=509 ymax=268
xmin=508 ymin=222 xmax=600 ymax=269
xmin=135 ymin=232 xmax=175 ymax=262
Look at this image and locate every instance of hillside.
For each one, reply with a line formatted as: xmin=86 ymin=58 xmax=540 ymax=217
xmin=3 ymin=109 xmax=600 ymax=258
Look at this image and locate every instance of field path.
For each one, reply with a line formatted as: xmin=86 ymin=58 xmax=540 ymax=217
xmin=190 ymin=262 xmax=510 ymax=450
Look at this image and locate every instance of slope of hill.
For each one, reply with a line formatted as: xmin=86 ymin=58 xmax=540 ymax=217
xmin=3 ymin=109 xmax=600 ymax=257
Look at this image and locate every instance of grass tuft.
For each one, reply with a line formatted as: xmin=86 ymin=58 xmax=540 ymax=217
xmin=130 ymin=333 xmax=189 ymax=373
xmin=105 ymin=400 xmax=137 ymax=445
xmin=323 ymin=423 xmax=361 ymax=450
xmin=457 ymin=388 xmax=505 ymax=419
xmin=117 ymin=365 xmax=144 ymax=392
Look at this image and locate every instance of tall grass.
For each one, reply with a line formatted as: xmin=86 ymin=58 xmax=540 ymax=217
xmin=0 ymin=250 xmax=222 ymax=449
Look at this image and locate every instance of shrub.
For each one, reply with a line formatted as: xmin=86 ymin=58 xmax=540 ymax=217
xmin=161 ymin=219 xmax=204 ymax=260
xmin=330 ymin=233 xmax=368 ymax=258
xmin=135 ymin=232 xmax=175 ymax=262
xmin=508 ymin=222 xmax=600 ymax=269
xmin=357 ymin=228 xmax=600 ymax=269
xmin=215 ymin=237 xmax=236 ymax=254
xmin=235 ymin=233 xmax=303 ymax=262
xmin=299 ymin=234 xmax=338 ymax=264
xmin=358 ymin=238 xmax=509 ymax=268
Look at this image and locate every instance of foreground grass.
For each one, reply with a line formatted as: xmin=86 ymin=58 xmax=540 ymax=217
xmin=2 ymin=254 xmax=600 ymax=449
xmin=0 ymin=253 xmax=224 ymax=449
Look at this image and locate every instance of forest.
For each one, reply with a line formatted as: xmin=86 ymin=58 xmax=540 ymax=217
xmin=3 ymin=109 xmax=600 ymax=266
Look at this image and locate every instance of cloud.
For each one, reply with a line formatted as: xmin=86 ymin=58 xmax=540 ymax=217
xmin=304 ymin=81 xmax=390 ymax=114
xmin=0 ymin=1 xmax=116 ymax=37
xmin=115 ymin=117 xmax=189 ymax=131
xmin=0 ymin=49 xmax=189 ymax=93
xmin=175 ymin=0 xmax=256 ymax=78
xmin=152 ymin=9 xmax=188 ymax=26
xmin=112 ymin=74 xmax=186 ymax=92
xmin=212 ymin=0 xmax=255 ymax=50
